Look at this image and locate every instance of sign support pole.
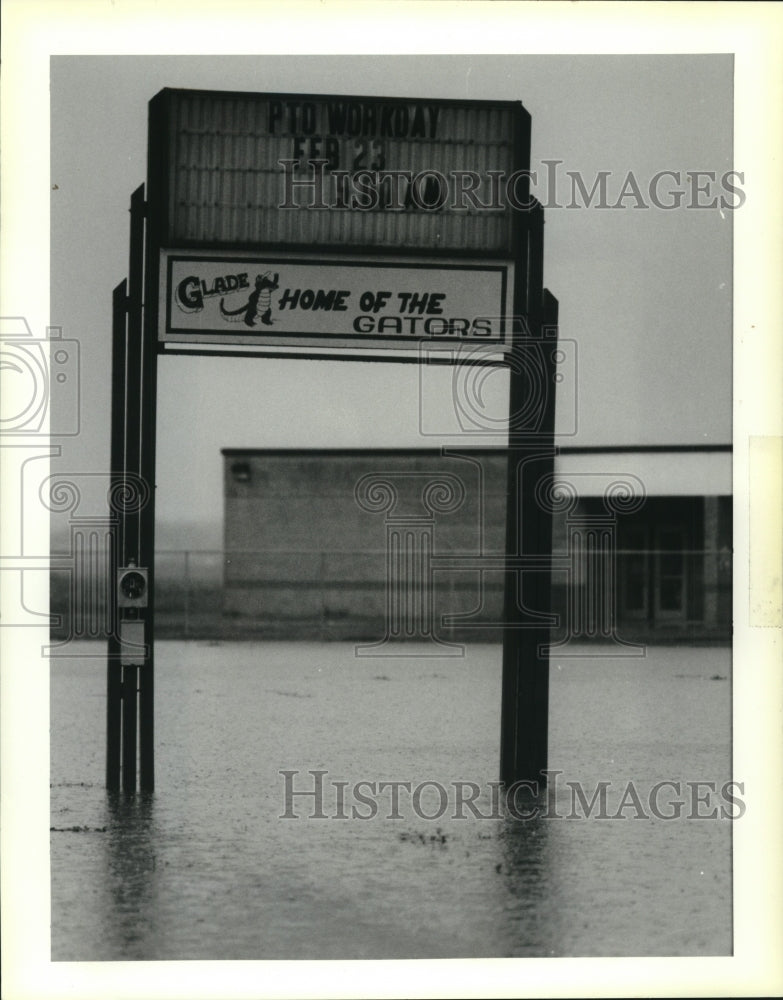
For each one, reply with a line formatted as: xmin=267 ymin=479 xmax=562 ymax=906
xmin=139 ymin=153 xmax=161 ymax=793
xmin=500 ymin=200 xmax=558 ymax=788
xmin=107 ymin=279 xmax=127 ymax=792
xmin=107 ymin=185 xmax=155 ymax=793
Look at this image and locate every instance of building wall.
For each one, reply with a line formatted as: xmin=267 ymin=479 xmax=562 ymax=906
xmin=222 ymin=448 xmax=731 ymax=642
xmin=223 ymin=449 xmax=509 ymax=638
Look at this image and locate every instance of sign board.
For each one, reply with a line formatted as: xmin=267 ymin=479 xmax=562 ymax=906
xmin=148 ymin=89 xmax=528 ymax=256
xmin=159 ymin=251 xmax=513 ymax=351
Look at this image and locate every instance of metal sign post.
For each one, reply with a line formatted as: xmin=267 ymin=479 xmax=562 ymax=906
xmin=108 ymin=185 xmax=154 ymax=793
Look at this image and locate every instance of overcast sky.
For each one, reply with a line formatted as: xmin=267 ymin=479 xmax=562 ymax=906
xmin=50 ymin=54 xmax=733 ymax=547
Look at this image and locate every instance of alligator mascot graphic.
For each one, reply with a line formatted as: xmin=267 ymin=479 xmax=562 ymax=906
xmin=220 ymin=271 xmax=279 ymax=327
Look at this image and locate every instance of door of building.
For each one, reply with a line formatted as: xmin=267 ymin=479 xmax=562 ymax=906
xmin=618 ymin=517 xmax=691 ymax=630
xmin=619 ymin=524 xmax=649 ymax=624
xmin=653 ymin=524 xmax=688 ymax=623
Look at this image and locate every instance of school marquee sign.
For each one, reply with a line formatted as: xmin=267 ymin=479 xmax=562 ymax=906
xmin=109 ymin=85 xmax=556 ymax=793
xmin=147 ymin=88 xmax=529 ymax=354
xmin=161 ymin=252 xmax=512 ymax=350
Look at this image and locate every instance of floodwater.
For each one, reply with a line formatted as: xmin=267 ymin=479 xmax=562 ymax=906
xmin=50 ymin=641 xmax=733 ymax=960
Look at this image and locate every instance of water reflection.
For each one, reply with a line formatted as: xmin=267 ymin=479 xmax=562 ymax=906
xmin=495 ymin=796 xmax=557 ymax=956
xmin=501 ymin=816 xmax=549 ymax=895
xmin=100 ymin=792 xmax=159 ymax=958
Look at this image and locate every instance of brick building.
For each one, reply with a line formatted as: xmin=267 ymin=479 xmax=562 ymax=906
xmin=221 ymin=445 xmax=731 ymax=643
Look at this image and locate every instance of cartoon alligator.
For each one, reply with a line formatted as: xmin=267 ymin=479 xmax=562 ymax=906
xmin=220 ymin=272 xmax=279 ymax=327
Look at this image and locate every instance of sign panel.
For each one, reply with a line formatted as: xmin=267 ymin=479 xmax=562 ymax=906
xmin=148 ymin=89 xmax=528 ymax=255
xmin=159 ymin=251 xmax=512 ymax=351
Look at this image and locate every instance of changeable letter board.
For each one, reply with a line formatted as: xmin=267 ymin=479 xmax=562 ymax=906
xmin=148 ymin=88 xmax=529 ymax=355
